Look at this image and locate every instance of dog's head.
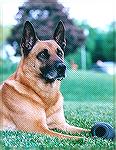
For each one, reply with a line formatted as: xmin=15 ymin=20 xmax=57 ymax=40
xmin=20 ymin=21 xmax=66 ymax=83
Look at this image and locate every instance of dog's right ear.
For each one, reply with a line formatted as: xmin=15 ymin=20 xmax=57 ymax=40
xmin=21 ymin=21 xmax=37 ymax=57
xmin=53 ymin=21 xmax=66 ymax=51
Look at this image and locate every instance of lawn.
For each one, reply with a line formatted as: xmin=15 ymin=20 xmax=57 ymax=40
xmin=0 ymin=101 xmax=115 ymax=150
xmin=61 ymin=70 xmax=114 ymax=102
xmin=0 ymin=65 xmax=115 ymax=150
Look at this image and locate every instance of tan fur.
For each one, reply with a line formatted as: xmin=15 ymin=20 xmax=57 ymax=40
xmin=0 ymin=40 xmax=90 ymax=140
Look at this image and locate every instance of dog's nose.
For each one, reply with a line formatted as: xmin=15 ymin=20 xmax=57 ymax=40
xmin=56 ymin=63 xmax=66 ymax=74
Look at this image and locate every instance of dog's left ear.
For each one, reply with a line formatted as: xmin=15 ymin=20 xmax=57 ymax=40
xmin=53 ymin=21 xmax=66 ymax=50
xmin=21 ymin=21 xmax=37 ymax=57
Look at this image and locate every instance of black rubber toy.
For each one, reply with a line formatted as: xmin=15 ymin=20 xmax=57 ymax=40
xmin=91 ymin=122 xmax=115 ymax=140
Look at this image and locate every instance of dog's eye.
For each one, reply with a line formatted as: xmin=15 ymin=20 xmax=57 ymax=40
xmin=57 ymin=48 xmax=63 ymax=58
xmin=37 ymin=49 xmax=50 ymax=60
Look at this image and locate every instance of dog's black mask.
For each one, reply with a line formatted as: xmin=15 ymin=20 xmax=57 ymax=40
xmin=40 ymin=60 xmax=66 ymax=83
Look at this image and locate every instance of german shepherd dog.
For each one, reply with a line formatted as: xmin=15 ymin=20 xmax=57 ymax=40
xmin=0 ymin=21 xmax=90 ymax=140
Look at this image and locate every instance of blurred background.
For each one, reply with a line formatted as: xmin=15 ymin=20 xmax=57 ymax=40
xmin=0 ymin=0 xmax=116 ymax=102
xmin=0 ymin=1 xmax=116 ymax=147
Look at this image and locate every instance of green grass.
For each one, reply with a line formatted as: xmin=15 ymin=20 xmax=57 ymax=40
xmin=0 ymin=63 xmax=115 ymax=149
xmin=0 ymin=102 xmax=115 ymax=150
xmin=61 ymin=70 xmax=114 ymax=102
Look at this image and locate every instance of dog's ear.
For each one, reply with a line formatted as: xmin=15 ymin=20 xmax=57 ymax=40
xmin=53 ymin=21 xmax=66 ymax=50
xmin=21 ymin=21 xmax=37 ymax=57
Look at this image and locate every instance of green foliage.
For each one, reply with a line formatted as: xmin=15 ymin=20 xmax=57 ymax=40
xmin=73 ymin=20 xmax=116 ymax=63
xmin=102 ymin=30 xmax=116 ymax=61
xmin=65 ymin=48 xmax=92 ymax=69
xmin=65 ymin=50 xmax=81 ymax=68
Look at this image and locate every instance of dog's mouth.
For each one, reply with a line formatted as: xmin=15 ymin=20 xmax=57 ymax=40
xmin=39 ymin=61 xmax=66 ymax=83
xmin=40 ymin=64 xmax=66 ymax=83
xmin=40 ymin=70 xmax=65 ymax=83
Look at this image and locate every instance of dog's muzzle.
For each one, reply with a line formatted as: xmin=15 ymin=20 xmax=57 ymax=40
xmin=56 ymin=63 xmax=66 ymax=80
xmin=40 ymin=61 xmax=66 ymax=83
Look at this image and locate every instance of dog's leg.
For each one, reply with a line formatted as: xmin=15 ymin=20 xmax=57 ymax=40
xmin=19 ymin=119 xmax=84 ymax=140
xmin=47 ymin=108 xmax=90 ymax=134
xmin=11 ymin=111 xmax=84 ymax=140
xmin=49 ymin=121 xmax=90 ymax=134
xmin=34 ymin=123 xmax=84 ymax=140
xmin=37 ymin=127 xmax=84 ymax=140
xmin=52 ymin=123 xmax=90 ymax=134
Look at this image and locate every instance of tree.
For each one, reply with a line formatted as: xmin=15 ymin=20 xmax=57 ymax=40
xmin=102 ymin=22 xmax=116 ymax=62
xmin=74 ymin=20 xmax=116 ymax=64
xmin=7 ymin=0 xmax=85 ymax=56
xmin=93 ymin=22 xmax=116 ymax=62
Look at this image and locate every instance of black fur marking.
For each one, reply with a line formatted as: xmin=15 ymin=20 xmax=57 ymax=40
xmin=53 ymin=21 xmax=66 ymax=51
xmin=36 ymin=49 xmax=50 ymax=61
xmin=57 ymin=48 xmax=63 ymax=58
xmin=21 ymin=21 xmax=37 ymax=57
